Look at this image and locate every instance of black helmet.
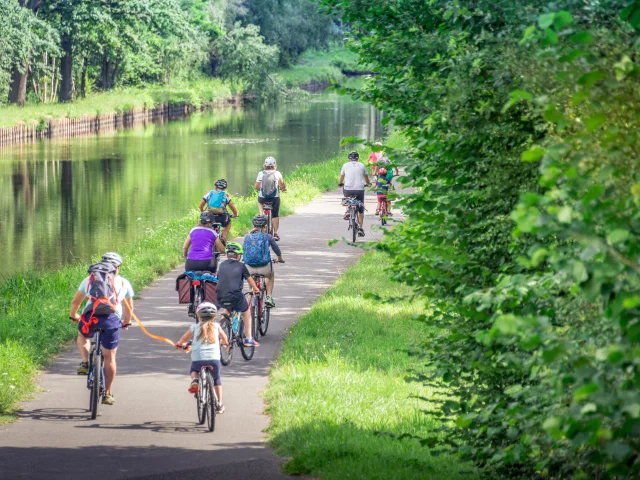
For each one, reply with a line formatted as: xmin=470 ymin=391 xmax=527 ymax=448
xmin=252 ymin=214 xmax=268 ymax=228
xmin=215 ymin=179 xmax=227 ymax=189
xmin=200 ymin=211 xmax=215 ymax=224
xmin=101 ymin=252 xmax=123 ymax=267
xmin=348 ymin=151 xmax=359 ymax=161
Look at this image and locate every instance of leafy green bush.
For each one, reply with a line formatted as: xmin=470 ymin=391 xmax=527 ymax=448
xmin=323 ymin=0 xmax=640 ymax=478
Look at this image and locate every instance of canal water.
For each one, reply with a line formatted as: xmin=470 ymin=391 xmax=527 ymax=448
xmin=0 ymin=93 xmax=382 ymax=279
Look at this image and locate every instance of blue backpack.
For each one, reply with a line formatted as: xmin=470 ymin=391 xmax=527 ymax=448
xmin=207 ymin=190 xmax=227 ymax=214
xmin=243 ymin=232 xmax=271 ymax=266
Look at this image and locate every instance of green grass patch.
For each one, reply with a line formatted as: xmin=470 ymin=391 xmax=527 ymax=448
xmin=264 ymin=251 xmax=472 ymax=480
xmin=0 ymin=78 xmax=236 ymax=128
xmin=0 ymin=149 xmax=364 ymax=417
xmin=276 ymin=45 xmax=371 ymax=88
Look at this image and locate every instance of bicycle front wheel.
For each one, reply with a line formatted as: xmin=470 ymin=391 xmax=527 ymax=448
xmin=251 ymin=296 xmax=260 ymax=342
xmin=206 ymin=373 xmax=216 ymax=432
xmin=219 ymin=317 xmax=234 ymax=366
xmin=238 ymin=320 xmax=255 ymax=361
xmin=89 ymin=351 xmax=101 ymax=420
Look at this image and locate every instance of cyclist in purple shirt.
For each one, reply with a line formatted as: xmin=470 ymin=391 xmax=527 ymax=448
xmin=182 ymin=211 xmax=225 ymax=273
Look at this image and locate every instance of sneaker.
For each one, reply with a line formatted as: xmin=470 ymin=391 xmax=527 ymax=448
xmin=265 ymin=296 xmax=276 ymax=308
xmin=375 ymin=209 xmax=380 ymax=216
xmin=215 ymin=403 xmax=225 ymax=414
xmin=77 ymin=362 xmax=89 ymax=375
xmin=187 ymin=304 xmax=195 ymax=317
xmin=188 ymin=380 xmax=199 ymax=394
xmin=358 ymin=228 xmax=365 ymax=237
xmin=343 ymin=212 xmax=350 ymax=220
xmin=243 ymin=337 xmax=260 ymax=347
xmin=102 ymin=393 xmax=115 ymax=405
xmin=273 ymin=233 xmax=280 ymax=241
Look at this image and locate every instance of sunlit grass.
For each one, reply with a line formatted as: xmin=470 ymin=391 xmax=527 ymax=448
xmin=0 ymin=79 xmax=236 ymax=128
xmin=264 ymin=251 xmax=473 ymax=479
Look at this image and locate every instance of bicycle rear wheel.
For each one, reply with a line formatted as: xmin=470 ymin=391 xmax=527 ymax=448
xmin=219 ymin=317 xmax=234 ymax=366
xmin=206 ymin=373 xmax=216 ymax=432
xmin=239 ymin=320 xmax=255 ymax=360
xmin=89 ymin=350 xmax=101 ymax=420
xmin=351 ymin=212 xmax=357 ymax=243
xmin=259 ymin=297 xmax=270 ymax=336
xmin=197 ymin=376 xmax=206 ymax=425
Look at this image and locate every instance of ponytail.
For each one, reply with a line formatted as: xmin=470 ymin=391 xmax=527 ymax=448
xmin=197 ymin=319 xmax=217 ymax=344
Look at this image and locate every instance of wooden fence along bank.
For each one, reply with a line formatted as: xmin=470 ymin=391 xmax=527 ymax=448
xmin=0 ymin=96 xmax=241 ymax=147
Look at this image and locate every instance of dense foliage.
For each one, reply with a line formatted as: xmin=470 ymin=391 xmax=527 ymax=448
xmin=0 ymin=0 xmax=334 ymax=104
xmin=323 ymin=0 xmax=640 ymax=478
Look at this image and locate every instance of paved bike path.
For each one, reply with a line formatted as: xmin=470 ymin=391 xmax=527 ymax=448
xmin=0 ymin=187 xmax=387 ymax=480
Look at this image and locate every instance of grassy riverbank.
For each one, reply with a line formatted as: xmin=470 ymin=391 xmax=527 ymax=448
xmin=0 ymin=151 xmax=348 ymax=418
xmin=0 ymin=79 xmax=237 ymax=128
xmin=264 ymin=251 xmax=471 ymax=479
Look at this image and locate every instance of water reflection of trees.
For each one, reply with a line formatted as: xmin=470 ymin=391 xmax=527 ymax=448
xmin=0 ymin=97 xmax=382 ymax=278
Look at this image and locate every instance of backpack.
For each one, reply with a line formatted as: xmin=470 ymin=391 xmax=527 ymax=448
xmin=260 ymin=170 xmax=278 ymax=199
xmin=243 ymin=232 xmax=271 ymax=266
xmin=207 ymin=190 xmax=227 ymax=214
xmin=81 ymin=262 xmax=119 ymax=333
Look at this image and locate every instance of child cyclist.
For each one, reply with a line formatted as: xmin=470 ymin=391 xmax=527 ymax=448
xmin=176 ymin=302 xmax=228 ymax=413
xmin=375 ymin=167 xmax=393 ymax=216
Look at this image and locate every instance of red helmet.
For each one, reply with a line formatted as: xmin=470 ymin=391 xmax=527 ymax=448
xmin=378 ymin=167 xmax=388 ymax=176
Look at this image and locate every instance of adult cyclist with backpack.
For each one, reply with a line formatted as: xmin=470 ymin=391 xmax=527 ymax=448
xmin=339 ymin=151 xmax=371 ymax=237
xmin=69 ymin=252 xmax=134 ymax=406
xmin=243 ymin=214 xmax=285 ymax=308
xmin=199 ymin=179 xmax=238 ymax=244
xmin=255 ymin=156 xmax=286 ymax=241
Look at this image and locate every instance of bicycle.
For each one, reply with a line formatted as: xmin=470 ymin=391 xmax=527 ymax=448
xmin=262 ymin=202 xmax=274 ymax=236
xmin=378 ymin=195 xmax=389 ymax=226
xmin=250 ymin=258 xmax=285 ymax=339
xmin=342 ymin=196 xmax=363 ymax=243
xmin=218 ymin=292 xmax=256 ymax=366
xmin=195 ymin=365 xmax=219 ymax=432
xmin=86 ymin=323 xmax=126 ymax=419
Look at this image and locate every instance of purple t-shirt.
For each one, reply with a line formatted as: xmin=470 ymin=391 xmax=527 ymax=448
xmin=187 ymin=226 xmax=218 ymax=260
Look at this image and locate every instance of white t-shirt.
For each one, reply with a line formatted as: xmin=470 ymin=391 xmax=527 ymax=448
xmin=256 ymin=170 xmax=283 ymax=198
xmin=78 ymin=275 xmax=135 ymax=320
xmin=340 ymin=161 xmax=368 ymax=190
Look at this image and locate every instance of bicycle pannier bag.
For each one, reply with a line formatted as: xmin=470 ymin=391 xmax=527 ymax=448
xmin=176 ymin=273 xmax=191 ymax=304
xmin=260 ymin=170 xmax=278 ymax=199
xmin=204 ymin=281 xmax=217 ymax=303
xmin=207 ymin=190 xmax=227 ymax=214
xmin=243 ymin=232 xmax=271 ymax=266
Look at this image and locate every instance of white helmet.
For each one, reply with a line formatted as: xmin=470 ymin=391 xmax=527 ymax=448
xmin=264 ymin=156 xmax=276 ymax=167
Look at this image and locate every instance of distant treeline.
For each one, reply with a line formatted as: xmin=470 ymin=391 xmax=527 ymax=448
xmin=0 ymin=0 xmax=337 ymax=105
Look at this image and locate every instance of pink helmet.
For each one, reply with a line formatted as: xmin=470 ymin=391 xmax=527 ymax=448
xmin=378 ymin=167 xmax=388 ymax=176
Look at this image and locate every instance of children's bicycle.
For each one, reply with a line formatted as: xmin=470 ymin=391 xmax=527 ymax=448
xmin=378 ymin=195 xmax=389 ymax=226
xmin=196 ymin=365 xmax=218 ymax=432
xmin=218 ymin=292 xmax=256 ymax=365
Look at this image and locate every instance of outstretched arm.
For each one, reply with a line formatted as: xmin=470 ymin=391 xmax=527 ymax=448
xmin=182 ymin=235 xmax=191 ymax=258
xmin=177 ymin=328 xmax=193 ymax=347
xmin=199 ymin=199 xmax=207 ymax=212
xmin=69 ymin=291 xmax=87 ymax=320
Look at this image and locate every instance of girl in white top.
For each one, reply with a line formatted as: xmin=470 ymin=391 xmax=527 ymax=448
xmin=176 ymin=302 xmax=228 ymax=413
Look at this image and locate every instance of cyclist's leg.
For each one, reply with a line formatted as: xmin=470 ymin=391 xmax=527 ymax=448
xmin=356 ymin=191 xmax=365 ymax=228
xmin=212 ymin=360 xmax=222 ymax=407
xmin=102 ymin=346 xmax=117 ymax=393
xmin=237 ymin=296 xmax=259 ymax=345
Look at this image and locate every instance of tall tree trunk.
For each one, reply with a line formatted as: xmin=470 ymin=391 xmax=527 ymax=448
xmin=8 ymin=64 xmax=28 ymax=105
xmin=59 ymin=34 xmax=73 ymax=102
xmin=101 ymin=57 xmax=110 ymax=89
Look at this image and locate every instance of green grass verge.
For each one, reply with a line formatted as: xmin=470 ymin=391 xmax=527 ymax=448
xmin=0 ymin=149 xmax=360 ymax=418
xmin=0 ymin=78 xmax=237 ymax=128
xmin=276 ymin=45 xmax=370 ymax=88
xmin=264 ymin=251 xmax=473 ymax=480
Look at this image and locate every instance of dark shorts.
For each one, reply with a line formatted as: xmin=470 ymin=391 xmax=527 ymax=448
xmin=190 ymin=360 xmax=222 ymax=386
xmin=185 ymin=258 xmax=217 ymax=273
xmin=78 ymin=312 xmax=121 ymax=350
xmin=217 ymin=295 xmax=249 ymax=314
xmin=343 ymin=189 xmax=365 ymax=213
xmin=258 ymin=196 xmax=281 ymax=218
xmin=213 ymin=212 xmax=231 ymax=227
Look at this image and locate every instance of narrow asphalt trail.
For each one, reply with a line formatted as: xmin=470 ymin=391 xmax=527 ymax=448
xmin=0 ymin=187 xmax=390 ymax=480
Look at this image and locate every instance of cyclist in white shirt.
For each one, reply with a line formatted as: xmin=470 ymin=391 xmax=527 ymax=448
xmin=338 ymin=151 xmax=370 ymax=237
xmin=255 ymin=156 xmax=286 ymax=241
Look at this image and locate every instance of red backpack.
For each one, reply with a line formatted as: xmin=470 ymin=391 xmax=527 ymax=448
xmin=81 ymin=262 xmax=119 ymax=334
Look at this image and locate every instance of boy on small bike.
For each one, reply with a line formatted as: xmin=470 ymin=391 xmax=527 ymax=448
xmin=216 ymin=242 xmax=261 ymax=347
xmin=176 ymin=302 xmax=228 ymax=413
xmin=243 ymin=214 xmax=285 ymax=308
xmin=375 ymin=167 xmax=393 ymax=216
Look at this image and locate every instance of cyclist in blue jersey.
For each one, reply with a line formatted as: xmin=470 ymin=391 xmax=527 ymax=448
xmin=199 ymin=179 xmax=238 ymax=244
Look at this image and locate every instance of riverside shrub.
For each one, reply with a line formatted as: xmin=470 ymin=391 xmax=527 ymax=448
xmin=322 ymin=0 xmax=640 ymax=478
